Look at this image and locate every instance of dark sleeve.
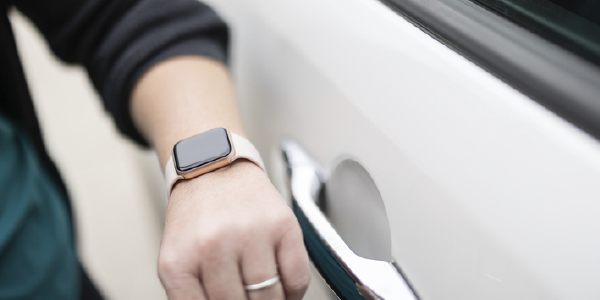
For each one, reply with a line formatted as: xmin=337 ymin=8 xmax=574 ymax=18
xmin=14 ymin=0 xmax=229 ymax=146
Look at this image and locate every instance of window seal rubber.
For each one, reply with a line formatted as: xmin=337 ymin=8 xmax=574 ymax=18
xmin=380 ymin=0 xmax=600 ymax=141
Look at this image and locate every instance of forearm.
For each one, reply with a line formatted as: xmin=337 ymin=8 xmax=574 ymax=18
xmin=130 ymin=56 xmax=245 ymax=168
xmin=130 ymin=55 xmax=310 ymax=300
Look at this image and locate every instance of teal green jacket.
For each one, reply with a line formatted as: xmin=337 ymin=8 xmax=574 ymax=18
xmin=0 ymin=0 xmax=229 ymax=298
xmin=0 ymin=114 xmax=79 ymax=299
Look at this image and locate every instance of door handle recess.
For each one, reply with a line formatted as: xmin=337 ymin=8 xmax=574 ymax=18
xmin=282 ymin=140 xmax=418 ymax=300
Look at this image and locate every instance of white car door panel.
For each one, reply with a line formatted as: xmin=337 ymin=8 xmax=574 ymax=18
xmin=203 ymin=0 xmax=600 ymax=298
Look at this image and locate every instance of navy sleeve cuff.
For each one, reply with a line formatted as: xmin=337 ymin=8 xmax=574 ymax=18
xmin=105 ymin=37 xmax=228 ymax=147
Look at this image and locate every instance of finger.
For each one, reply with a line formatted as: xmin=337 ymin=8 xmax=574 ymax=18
xmin=202 ymin=246 xmax=246 ymax=300
xmin=158 ymin=248 xmax=208 ymax=300
xmin=276 ymin=225 xmax=310 ymax=300
xmin=241 ymin=239 xmax=285 ymax=300
xmin=159 ymin=270 xmax=207 ymax=300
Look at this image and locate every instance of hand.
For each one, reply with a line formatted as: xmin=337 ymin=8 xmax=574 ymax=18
xmin=157 ymin=160 xmax=310 ymax=300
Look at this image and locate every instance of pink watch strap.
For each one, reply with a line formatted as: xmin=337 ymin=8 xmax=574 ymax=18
xmin=230 ymin=133 xmax=265 ymax=171
xmin=164 ymin=156 xmax=184 ymax=196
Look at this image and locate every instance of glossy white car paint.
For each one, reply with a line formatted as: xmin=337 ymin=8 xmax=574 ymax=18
xmin=205 ymin=0 xmax=600 ymax=298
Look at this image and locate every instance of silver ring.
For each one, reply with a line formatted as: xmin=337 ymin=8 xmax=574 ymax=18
xmin=244 ymin=275 xmax=280 ymax=291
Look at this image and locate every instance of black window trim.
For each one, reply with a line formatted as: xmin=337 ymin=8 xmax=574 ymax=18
xmin=381 ymin=0 xmax=600 ymax=141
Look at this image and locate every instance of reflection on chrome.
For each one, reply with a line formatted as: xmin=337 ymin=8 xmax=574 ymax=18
xmin=282 ymin=140 xmax=418 ymax=300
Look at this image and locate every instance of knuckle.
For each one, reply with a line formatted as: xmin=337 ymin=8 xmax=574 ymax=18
xmin=196 ymin=230 xmax=225 ymax=256
xmin=195 ymin=224 xmax=245 ymax=257
xmin=157 ymin=250 xmax=183 ymax=284
xmin=235 ymin=219 xmax=253 ymax=237
xmin=270 ymin=209 xmax=297 ymax=231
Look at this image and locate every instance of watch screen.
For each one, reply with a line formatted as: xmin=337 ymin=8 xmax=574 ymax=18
xmin=174 ymin=128 xmax=232 ymax=172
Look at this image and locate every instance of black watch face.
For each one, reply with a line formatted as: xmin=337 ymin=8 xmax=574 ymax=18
xmin=174 ymin=128 xmax=232 ymax=172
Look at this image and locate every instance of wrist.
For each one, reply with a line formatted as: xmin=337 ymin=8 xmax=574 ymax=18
xmin=169 ymin=159 xmax=267 ymax=200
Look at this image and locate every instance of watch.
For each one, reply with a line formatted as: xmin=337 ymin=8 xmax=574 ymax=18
xmin=164 ymin=128 xmax=265 ymax=196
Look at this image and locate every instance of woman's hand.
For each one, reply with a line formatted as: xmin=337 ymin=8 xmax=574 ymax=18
xmin=129 ymin=56 xmax=308 ymax=299
xmin=157 ymin=160 xmax=310 ymax=300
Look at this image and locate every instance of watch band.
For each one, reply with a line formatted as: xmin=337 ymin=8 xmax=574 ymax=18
xmin=230 ymin=133 xmax=265 ymax=171
xmin=165 ymin=156 xmax=183 ymax=196
xmin=164 ymin=133 xmax=265 ymax=196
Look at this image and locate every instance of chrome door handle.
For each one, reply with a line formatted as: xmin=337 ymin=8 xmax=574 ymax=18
xmin=282 ymin=141 xmax=418 ymax=300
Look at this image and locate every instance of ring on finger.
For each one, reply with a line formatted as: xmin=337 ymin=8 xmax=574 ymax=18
xmin=244 ymin=275 xmax=280 ymax=291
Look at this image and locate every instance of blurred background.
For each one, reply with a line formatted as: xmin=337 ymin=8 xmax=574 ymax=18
xmin=9 ymin=8 xmax=330 ymax=300
xmin=10 ymin=10 xmax=169 ymax=300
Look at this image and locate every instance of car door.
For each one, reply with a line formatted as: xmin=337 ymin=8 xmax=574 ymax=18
xmin=204 ymin=0 xmax=600 ymax=298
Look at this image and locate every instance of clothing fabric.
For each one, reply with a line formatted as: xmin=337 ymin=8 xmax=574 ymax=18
xmin=0 ymin=0 xmax=229 ymax=298
xmin=0 ymin=112 xmax=79 ymax=299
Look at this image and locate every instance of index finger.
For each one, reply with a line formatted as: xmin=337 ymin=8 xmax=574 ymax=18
xmin=158 ymin=258 xmax=207 ymax=300
xmin=276 ymin=224 xmax=311 ymax=300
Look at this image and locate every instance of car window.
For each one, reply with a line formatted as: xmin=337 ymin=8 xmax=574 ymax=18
xmin=382 ymin=0 xmax=600 ymax=141
xmin=471 ymin=0 xmax=600 ymax=66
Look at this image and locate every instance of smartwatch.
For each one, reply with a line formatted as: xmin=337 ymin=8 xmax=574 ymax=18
xmin=164 ymin=128 xmax=265 ymax=196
